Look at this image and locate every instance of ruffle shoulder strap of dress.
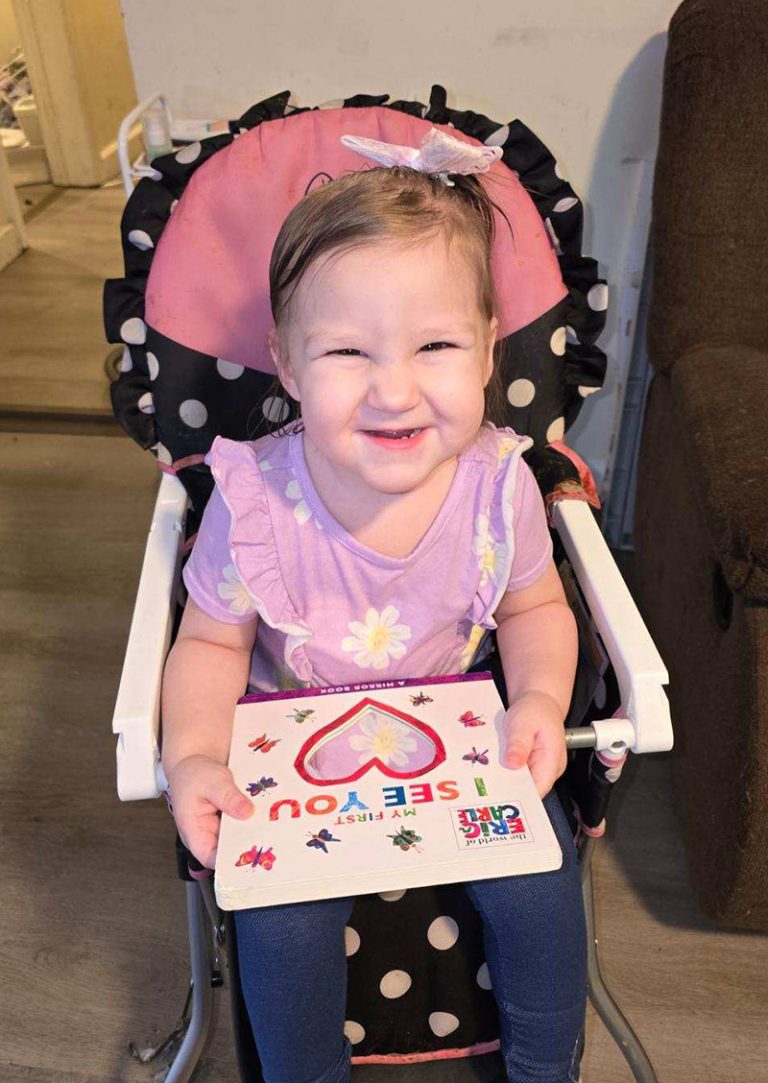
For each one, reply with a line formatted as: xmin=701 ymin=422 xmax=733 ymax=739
xmin=206 ymin=436 xmax=314 ymax=679
xmin=467 ymin=426 xmax=534 ymax=631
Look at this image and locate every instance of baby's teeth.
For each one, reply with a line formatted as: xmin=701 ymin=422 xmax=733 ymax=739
xmin=370 ymin=428 xmax=422 ymax=439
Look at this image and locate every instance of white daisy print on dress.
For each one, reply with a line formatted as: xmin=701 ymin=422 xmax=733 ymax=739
xmin=285 ymin=479 xmax=312 ymax=525
xmin=216 ymin=564 xmax=258 ymax=616
xmin=459 ymin=623 xmax=486 ymax=671
xmin=497 ymin=435 xmax=519 ymax=462
xmin=348 ymin=714 xmax=419 ymax=768
xmin=341 ymin=606 xmax=412 ymax=670
xmin=472 ymin=514 xmax=507 ymax=588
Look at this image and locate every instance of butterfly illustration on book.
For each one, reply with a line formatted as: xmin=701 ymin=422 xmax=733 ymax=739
xmin=306 ymin=828 xmax=341 ymax=853
xmin=235 ymin=845 xmax=277 ymax=870
xmin=288 ymin=707 xmax=315 ymax=724
xmin=409 ymin=691 xmax=433 ymax=705
xmin=387 ymin=827 xmax=423 ymax=853
xmin=246 ymin=776 xmax=278 ymax=797
xmin=458 ymin=710 xmax=485 ymax=728
xmin=463 ymin=747 xmax=490 ymax=766
xmin=249 ymin=733 xmax=280 ymax=753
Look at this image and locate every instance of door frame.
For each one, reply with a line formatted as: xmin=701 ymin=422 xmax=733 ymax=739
xmin=0 ymin=139 xmax=27 ymax=271
xmin=11 ymin=0 xmax=140 ymax=187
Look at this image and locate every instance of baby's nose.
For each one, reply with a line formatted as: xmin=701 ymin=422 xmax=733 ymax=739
xmin=366 ymin=358 xmax=420 ymax=412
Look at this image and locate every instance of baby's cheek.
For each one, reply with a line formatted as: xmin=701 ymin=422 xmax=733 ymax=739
xmin=432 ymin=362 xmax=486 ymax=409
xmin=303 ymin=370 xmax=362 ymax=418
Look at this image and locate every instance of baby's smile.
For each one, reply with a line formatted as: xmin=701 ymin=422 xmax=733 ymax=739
xmin=361 ymin=427 xmax=427 ymax=449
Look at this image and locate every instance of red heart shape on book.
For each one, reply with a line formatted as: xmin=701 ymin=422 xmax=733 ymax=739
xmin=295 ymin=697 xmax=446 ymax=786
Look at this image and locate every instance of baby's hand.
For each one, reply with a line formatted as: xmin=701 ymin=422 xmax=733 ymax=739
xmin=502 ymin=691 xmax=567 ymax=797
xmin=165 ymin=754 xmax=253 ymax=869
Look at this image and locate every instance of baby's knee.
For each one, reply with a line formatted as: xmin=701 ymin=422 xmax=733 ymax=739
xmin=466 ymin=867 xmax=563 ymax=918
xmin=466 ymin=846 xmax=582 ymax=932
xmin=234 ymin=895 xmax=354 ymax=961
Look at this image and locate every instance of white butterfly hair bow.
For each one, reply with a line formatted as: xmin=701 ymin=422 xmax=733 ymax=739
xmin=340 ymin=127 xmax=503 ymax=187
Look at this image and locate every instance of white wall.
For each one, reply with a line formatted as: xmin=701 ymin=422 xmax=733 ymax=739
xmin=120 ymin=0 xmax=680 ymax=494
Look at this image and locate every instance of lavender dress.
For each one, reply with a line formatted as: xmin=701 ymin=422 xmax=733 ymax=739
xmin=183 ymin=423 xmax=552 ymax=694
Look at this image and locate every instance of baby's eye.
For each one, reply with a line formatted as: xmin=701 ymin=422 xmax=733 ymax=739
xmin=420 ymin=342 xmax=456 ymax=352
xmin=328 ymin=348 xmax=363 ymax=357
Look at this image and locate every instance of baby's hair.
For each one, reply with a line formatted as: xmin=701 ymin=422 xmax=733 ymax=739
xmin=255 ymin=166 xmax=511 ymax=436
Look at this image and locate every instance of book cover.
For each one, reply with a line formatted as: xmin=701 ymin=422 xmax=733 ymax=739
xmin=215 ymin=672 xmax=562 ymax=910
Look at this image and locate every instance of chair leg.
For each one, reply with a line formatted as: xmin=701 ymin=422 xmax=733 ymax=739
xmin=164 ymin=881 xmax=219 ymax=1083
xmin=580 ymin=837 xmax=660 ymax=1083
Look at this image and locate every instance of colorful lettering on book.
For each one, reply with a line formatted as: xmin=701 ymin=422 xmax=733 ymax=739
xmin=268 ymin=778 xmax=463 ymax=821
xmin=452 ymin=804 xmax=532 ymax=847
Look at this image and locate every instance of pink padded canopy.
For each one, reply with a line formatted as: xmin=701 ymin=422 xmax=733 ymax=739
xmin=146 ymin=107 xmax=567 ymax=373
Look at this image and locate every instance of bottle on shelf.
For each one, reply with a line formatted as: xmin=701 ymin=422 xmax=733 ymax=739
xmin=142 ymin=101 xmax=173 ymax=163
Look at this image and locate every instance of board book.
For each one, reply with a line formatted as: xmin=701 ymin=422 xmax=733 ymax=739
xmin=215 ymin=672 xmax=562 ymax=910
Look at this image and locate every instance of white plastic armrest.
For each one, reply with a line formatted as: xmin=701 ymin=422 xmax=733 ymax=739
xmin=551 ymin=500 xmax=673 ymax=754
xmin=112 ymin=473 xmax=188 ymax=800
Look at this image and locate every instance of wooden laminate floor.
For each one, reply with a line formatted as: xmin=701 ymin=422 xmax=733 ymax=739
xmin=0 ymin=185 xmax=125 ymax=417
xmin=0 ymin=188 xmax=766 ymax=1083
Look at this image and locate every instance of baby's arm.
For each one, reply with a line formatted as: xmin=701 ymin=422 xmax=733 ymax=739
xmin=493 ymin=561 xmax=578 ymax=796
xmin=161 ymin=596 xmax=259 ymax=867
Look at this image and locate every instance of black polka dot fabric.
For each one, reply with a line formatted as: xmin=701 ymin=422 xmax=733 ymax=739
xmin=104 ymin=86 xmax=612 ymax=1062
xmin=343 ymin=884 xmax=497 ymax=1054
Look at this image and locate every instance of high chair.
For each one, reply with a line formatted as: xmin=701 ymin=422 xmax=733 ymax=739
xmin=105 ymin=86 xmax=672 ymax=1083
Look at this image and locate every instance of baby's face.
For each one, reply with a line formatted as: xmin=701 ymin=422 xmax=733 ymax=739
xmin=271 ymin=233 xmax=496 ymax=502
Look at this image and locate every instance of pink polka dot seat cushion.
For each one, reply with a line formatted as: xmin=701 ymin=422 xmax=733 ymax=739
xmin=104 ymin=86 xmax=612 ymax=1063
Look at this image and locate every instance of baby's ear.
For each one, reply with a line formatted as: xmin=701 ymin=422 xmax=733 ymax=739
xmin=483 ymin=317 xmax=498 ymax=385
xmin=268 ymin=327 xmax=300 ymax=401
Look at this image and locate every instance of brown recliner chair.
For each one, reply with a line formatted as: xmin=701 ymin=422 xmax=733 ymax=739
xmin=634 ymin=0 xmax=768 ymax=930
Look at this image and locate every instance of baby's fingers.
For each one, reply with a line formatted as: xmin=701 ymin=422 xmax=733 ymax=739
xmin=177 ymin=811 xmax=221 ymax=870
xmin=202 ymin=772 xmax=253 ymax=820
xmin=192 ymin=828 xmax=219 ymax=871
xmin=528 ymin=743 xmax=567 ymax=798
xmin=528 ymin=753 xmax=558 ymax=798
xmin=504 ymin=731 xmax=533 ymax=771
xmin=192 ymin=775 xmax=253 ymax=868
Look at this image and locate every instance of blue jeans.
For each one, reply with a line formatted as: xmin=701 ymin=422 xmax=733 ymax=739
xmin=234 ymin=792 xmax=586 ymax=1083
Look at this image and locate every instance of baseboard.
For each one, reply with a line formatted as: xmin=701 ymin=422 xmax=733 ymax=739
xmin=0 ymin=405 xmax=121 ymax=437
